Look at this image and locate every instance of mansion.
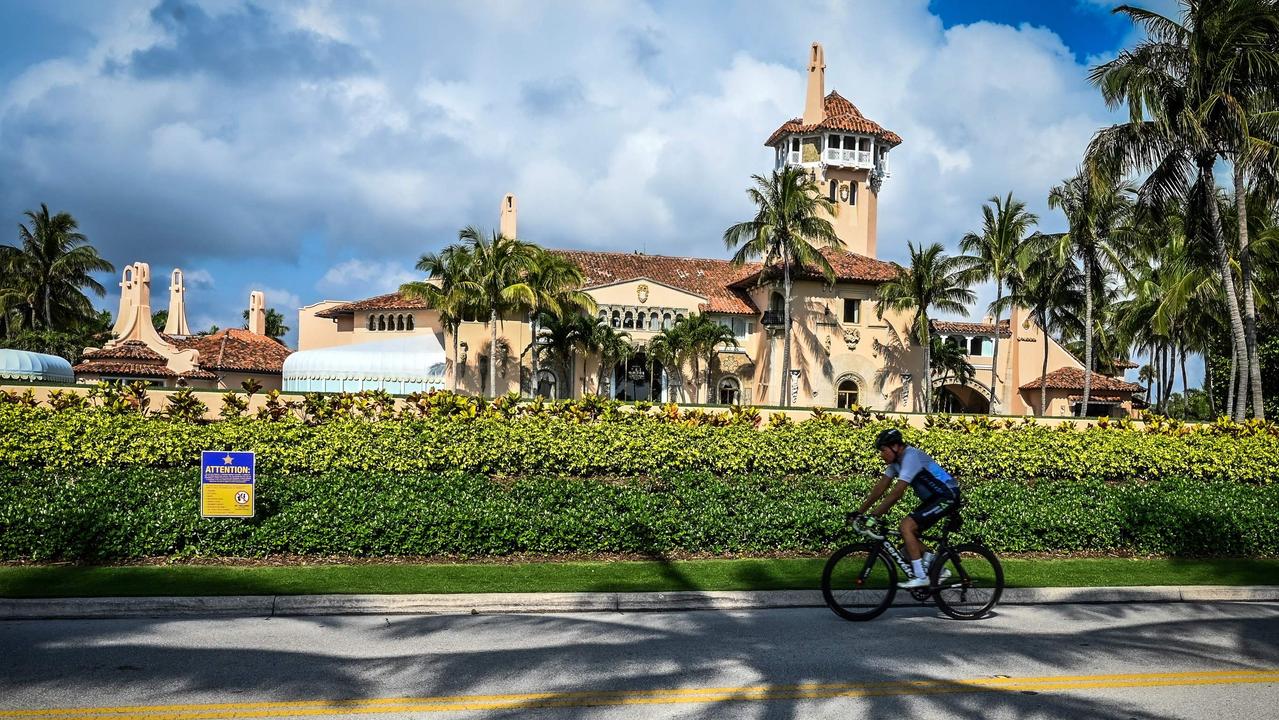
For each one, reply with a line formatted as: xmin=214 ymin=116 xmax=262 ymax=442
xmin=289 ymin=43 xmax=1140 ymax=416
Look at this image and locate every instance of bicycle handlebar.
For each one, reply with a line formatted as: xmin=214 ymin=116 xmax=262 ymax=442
xmin=848 ymin=514 xmax=887 ymax=541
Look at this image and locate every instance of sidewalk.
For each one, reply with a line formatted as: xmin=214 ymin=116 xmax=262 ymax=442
xmin=2 ymin=586 xmax=1277 ymax=620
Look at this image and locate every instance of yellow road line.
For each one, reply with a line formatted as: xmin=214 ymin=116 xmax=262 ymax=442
xmin=4 ymin=669 xmax=1277 ymax=719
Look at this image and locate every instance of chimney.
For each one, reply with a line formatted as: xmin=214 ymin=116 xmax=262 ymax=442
xmin=248 ymin=291 xmax=266 ymax=335
xmin=803 ymin=42 xmax=826 ymax=126
xmin=499 ymin=193 xmax=518 ymax=238
xmin=164 ymin=268 xmax=191 ymax=336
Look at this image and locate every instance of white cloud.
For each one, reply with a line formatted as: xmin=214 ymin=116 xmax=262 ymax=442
xmin=182 ymin=268 xmax=215 ymax=288
xmin=1 ymin=0 xmax=1130 ymax=330
xmin=317 ymin=259 xmax=418 ymax=296
xmin=250 ymin=286 xmax=302 ymax=314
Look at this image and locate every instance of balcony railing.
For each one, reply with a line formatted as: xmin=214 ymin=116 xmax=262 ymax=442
xmin=824 ymin=148 xmax=874 ymax=167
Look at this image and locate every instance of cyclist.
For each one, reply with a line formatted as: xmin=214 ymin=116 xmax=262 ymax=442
xmin=852 ymin=428 xmax=961 ymax=588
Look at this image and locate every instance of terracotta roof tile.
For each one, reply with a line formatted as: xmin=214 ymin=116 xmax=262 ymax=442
xmin=550 ymin=250 xmax=761 ymax=315
xmin=73 ymin=359 xmax=176 ymax=379
xmin=168 ymin=328 xmax=291 ymax=374
xmin=1020 ymin=367 xmax=1142 ymax=392
xmin=82 ymin=340 xmax=166 ymax=362
xmin=765 ymin=91 xmax=903 ymax=147
xmin=1112 ymin=359 xmax=1139 ymax=369
xmin=321 ymin=246 xmax=899 ymax=320
xmin=930 ymin=320 xmax=1012 ymax=338
xmin=729 ymin=247 xmax=900 ymax=287
xmin=315 ymin=292 xmax=429 ymax=319
xmin=1067 ymin=394 xmax=1124 ymax=402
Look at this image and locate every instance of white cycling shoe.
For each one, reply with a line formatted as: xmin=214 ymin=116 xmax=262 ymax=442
xmin=898 ymin=576 xmax=930 ymax=589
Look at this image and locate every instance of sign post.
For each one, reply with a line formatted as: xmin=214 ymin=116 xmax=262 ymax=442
xmin=200 ymin=451 xmax=255 ymax=518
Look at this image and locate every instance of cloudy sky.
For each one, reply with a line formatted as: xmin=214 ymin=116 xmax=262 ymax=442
xmin=0 ymin=0 xmax=1179 ymax=373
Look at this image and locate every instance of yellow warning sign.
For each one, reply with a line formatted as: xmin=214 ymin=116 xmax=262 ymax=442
xmin=201 ymin=482 xmax=255 ymax=518
xmin=201 ymin=450 xmax=256 ymax=518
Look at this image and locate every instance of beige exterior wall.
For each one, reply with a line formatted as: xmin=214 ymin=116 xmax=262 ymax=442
xmin=1006 ymin=305 xmax=1086 ymax=416
xmin=819 ymin=166 xmax=876 ymax=258
xmin=298 ymin=301 xmax=359 ymax=350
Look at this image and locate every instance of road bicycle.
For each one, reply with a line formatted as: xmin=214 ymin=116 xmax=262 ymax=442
xmin=821 ymin=510 xmax=1003 ymax=621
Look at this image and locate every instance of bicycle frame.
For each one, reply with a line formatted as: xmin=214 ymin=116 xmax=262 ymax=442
xmin=853 ymin=521 xmax=951 ymax=578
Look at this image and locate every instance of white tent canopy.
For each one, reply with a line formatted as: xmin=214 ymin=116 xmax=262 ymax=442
xmin=0 ymin=349 xmax=74 ymax=383
xmin=283 ymin=335 xmax=447 ymax=395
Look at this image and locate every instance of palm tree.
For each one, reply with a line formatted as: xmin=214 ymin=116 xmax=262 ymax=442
xmin=1048 ymin=171 xmax=1133 ymax=416
xmin=1138 ymin=363 xmax=1157 ymax=404
xmin=648 ymin=324 xmax=690 ymax=402
xmin=723 ymin=166 xmax=842 ymax=406
xmin=403 ymin=244 xmax=476 ymax=392
xmin=523 ymin=250 xmax=595 ymax=398
xmin=959 ymin=192 xmax=1039 ymax=412
xmin=10 ymin=204 xmax=113 ymax=331
xmin=930 ymin=336 xmax=977 ymax=411
xmin=997 ymin=237 xmax=1084 ymax=415
xmin=453 ymin=226 xmax=540 ymax=396
xmin=876 ymin=242 xmax=977 ymax=413
xmin=1087 ymin=0 xmax=1279 ymax=420
xmin=532 ymin=310 xmax=588 ymax=399
xmin=591 ymin=322 xmax=633 ymax=397
xmin=678 ymin=314 xmax=739 ymax=403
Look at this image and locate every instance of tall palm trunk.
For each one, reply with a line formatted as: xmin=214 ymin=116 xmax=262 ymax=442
xmin=1227 ymin=353 xmax=1238 ymax=419
xmin=1201 ymin=161 xmax=1248 ymax=422
xmin=1145 ymin=347 xmax=1154 ymax=403
xmin=451 ymin=326 xmax=461 ymax=392
xmin=1235 ymin=165 xmax=1264 ymax=419
xmin=1039 ymin=314 xmax=1050 ymax=416
xmin=780 ymin=251 xmax=793 ymax=407
xmin=988 ymin=281 xmax=1003 ymax=413
xmin=1080 ymin=254 xmax=1093 ymax=417
xmin=489 ymin=309 xmax=499 ymax=397
xmin=922 ymin=316 xmax=933 ymax=413
xmin=1205 ymin=359 xmax=1215 ymax=415
xmin=1180 ymin=342 xmax=1188 ymax=407
xmin=528 ymin=312 xmax=538 ymax=399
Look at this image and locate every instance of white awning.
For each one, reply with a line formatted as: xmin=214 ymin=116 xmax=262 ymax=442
xmin=282 ymin=335 xmax=447 ymax=395
xmin=0 ymin=349 xmax=75 ymax=383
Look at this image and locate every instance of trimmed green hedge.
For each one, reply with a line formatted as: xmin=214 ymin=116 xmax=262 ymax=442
xmin=2 ymin=405 xmax=1277 ymax=484
xmin=1 ymin=469 xmax=1275 ymax=561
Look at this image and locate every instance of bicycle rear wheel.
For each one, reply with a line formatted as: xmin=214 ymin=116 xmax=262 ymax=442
xmin=930 ymin=543 xmax=1003 ymax=620
xmin=821 ymin=544 xmax=898 ymax=621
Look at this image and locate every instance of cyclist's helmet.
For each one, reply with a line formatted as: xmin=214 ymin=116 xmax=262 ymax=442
xmin=874 ymin=428 xmax=904 ymax=450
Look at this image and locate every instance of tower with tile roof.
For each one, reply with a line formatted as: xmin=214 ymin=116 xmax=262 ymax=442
xmin=765 ymin=42 xmax=901 ymax=259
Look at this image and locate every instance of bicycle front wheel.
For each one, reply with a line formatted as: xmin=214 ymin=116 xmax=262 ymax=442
xmin=821 ymin=544 xmax=898 ymax=621
xmin=931 ymin=543 xmax=1003 ymax=620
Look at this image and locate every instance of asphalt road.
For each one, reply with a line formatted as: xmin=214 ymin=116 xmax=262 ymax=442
xmin=2 ymin=602 xmax=1277 ymax=719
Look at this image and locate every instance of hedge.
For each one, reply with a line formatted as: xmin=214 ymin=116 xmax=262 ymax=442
xmin=1 ymin=469 xmax=1275 ymax=561
xmin=1 ymin=405 xmax=1278 ymax=484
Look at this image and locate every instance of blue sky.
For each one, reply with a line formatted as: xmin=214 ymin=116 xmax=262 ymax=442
xmin=0 ymin=0 xmax=1192 ymax=387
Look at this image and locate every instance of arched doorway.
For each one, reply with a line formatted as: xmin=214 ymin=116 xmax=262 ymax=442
xmin=836 ymin=378 xmax=861 ymax=409
xmin=718 ymin=376 xmax=741 ymax=405
xmin=534 ymin=369 xmax=558 ymax=399
xmin=936 ymin=384 xmax=990 ymax=414
xmin=614 ymin=353 xmax=664 ymax=401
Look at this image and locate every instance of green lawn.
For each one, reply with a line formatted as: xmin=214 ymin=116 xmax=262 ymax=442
xmin=1 ymin=558 xmax=1276 ymax=598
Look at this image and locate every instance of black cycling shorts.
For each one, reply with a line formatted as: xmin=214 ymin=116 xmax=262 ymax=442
xmin=909 ymin=494 xmax=960 ymax=531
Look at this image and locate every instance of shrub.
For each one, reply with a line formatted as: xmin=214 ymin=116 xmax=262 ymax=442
xmin=0 ymin=469 xmax=1273 ymax=561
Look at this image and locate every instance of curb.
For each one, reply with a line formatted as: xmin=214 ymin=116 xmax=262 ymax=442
xmin=2 ymin=586 xmax=1277 ymax=620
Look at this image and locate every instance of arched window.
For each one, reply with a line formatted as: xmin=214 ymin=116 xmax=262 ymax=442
xmin=718 ymin=377 xmax=741 ymax=405
xmin=406 ymin=315 xmax=415 ymax=331
xmin=611 ymin=310 xmax=621 ymax=328
xmin=770 ymin=292 xmax=785 ymax=316
xmin=535 ymin=369 xmax=557 ymax=399
xmin=599 ymin=309 xmax=608 ymax=321
xmin=662 ymin=312 xmax=672 ymax=329
xmin=636 ymin=311 xmax=646 ymax=329
xmin=624 ymin=311 xmax=634 ymax=329
xmin=378 ymin=315 xmax=387 ymax=331
xmin=367 ymin=315 xmax=376 ymax=331
xmin=828 ymin=179 xmax=838 ymax=202
xmin=969 ymin=336 xmax=984 ymax=355
xmin=675 ymin=313 xmax=685 ymax=325
xmin=837 ymin=379 xmax=860 ymax=409
xmin=396 ymin=315 xmax=405 ymax=331
xmin=849 ymin=181 xmax=858 ymax=206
